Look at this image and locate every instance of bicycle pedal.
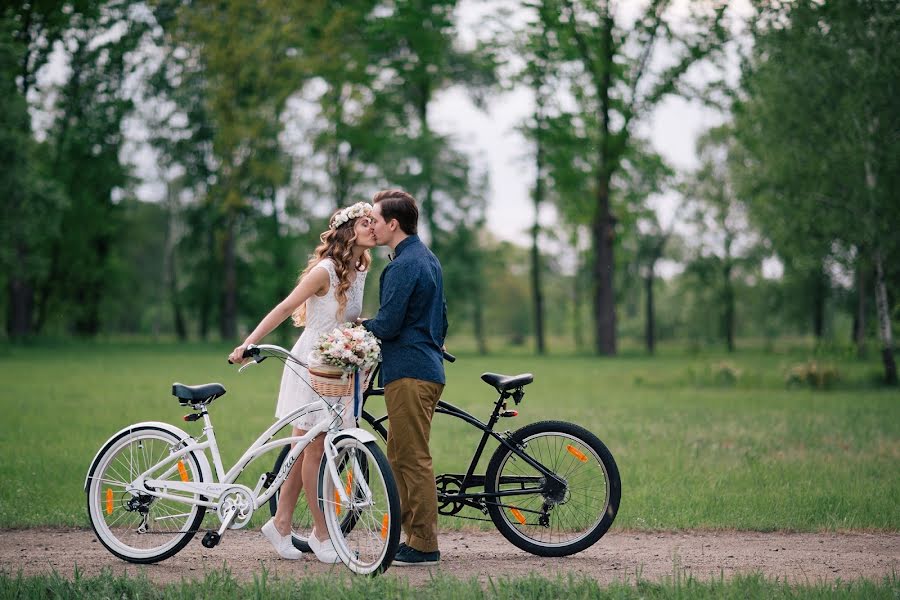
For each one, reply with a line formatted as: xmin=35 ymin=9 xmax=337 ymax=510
xmin=201 ymin=531 xmax=221 ymax=548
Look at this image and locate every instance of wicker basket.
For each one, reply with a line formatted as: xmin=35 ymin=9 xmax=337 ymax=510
xmin=308 ymin=363 xmax=354 ymax=397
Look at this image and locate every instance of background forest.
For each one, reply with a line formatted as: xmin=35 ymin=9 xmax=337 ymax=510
xmin=2 ymin=0 xmax=898 ymax=384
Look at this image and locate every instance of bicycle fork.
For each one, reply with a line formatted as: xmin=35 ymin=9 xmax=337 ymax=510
xmin=324 ymin=438 xmax=374 ymax=510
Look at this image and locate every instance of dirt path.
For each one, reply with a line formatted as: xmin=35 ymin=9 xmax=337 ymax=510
xmin=1 ymin=528 xmax=897 ymax=586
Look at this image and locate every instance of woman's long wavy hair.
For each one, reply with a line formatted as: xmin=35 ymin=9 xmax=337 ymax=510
xmin=291 ymin=213 xmax=371 ymax=327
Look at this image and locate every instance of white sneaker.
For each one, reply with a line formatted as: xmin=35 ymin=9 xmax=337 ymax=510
xmin=261 ymin=518 xmax=303 ymax=560
xmin=308 ymin=529 xmax=342 ymax=564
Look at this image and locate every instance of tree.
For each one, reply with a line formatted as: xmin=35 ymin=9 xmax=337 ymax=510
xmin=1 ymin=2 xmax=94 ymax=337
xmin=20 ymin=2 xmax=149 ymax=336
xmin=163 ymin=1 xmax=321 ymax=340
xmin=734 ymin=0 xmax=899 ymax=383
xmin=365 ymin=0 xmax=497 ymax=255
xmin=532 ymin=0 xmax=729 ymax=355
xmin=683 ymin=127 xmax=763 ymax=353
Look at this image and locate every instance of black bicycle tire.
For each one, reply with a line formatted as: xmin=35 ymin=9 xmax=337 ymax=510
xmin=484 ymin=420 xmax=621 ymax=557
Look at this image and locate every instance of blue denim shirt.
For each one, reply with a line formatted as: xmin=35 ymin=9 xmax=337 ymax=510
xmin=363 ymin=235 xmax=448 ymax=386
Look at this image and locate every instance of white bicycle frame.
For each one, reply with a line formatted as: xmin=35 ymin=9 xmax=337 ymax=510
xmin=91 ymin=344 xmax=376 ymax=530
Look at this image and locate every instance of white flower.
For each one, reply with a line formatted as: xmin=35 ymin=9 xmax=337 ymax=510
xmin=310 ymin=322 xmax=382 ymax=372
xmin=331 ymin=202 xmax=373 ymax=229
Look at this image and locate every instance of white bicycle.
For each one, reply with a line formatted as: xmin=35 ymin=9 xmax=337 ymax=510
xmin=84 ymin=344 xmax=401 ymax=575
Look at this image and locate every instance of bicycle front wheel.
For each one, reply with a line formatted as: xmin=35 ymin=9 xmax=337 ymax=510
xmin=319 ymin=436 xmax=400 ymax=575
xmin=86 ymin=426 xmax=207 ymax=563
xmin=485 ymin=420 xmax=620 ymax=557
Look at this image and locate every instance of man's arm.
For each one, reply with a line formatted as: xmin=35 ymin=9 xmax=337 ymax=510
xmin=363 ymin=264 xmax=415 ymax=341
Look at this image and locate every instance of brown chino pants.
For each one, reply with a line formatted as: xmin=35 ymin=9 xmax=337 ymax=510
xmin=384 ymin=377 xmax=444 ymax=553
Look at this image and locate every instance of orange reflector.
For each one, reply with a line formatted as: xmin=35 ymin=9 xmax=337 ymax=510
xmin=105 ymin=488 xmax=114 ymax=515
xmin=566 ymin=445 xmax=588 ymax=462
xmin=510 ymin=508 xmax=526 ymax=525
xmin=381 ymin=514 xmax=388 ymax=540
xmin=177 ymin=460 xmax=189 ymax=482
xmin=335 ymin=490 xmax=342 ymax=516
xmin=346 ymin=470 xmax=353 ymax=495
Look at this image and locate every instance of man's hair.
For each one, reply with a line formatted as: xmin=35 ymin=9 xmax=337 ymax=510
xmin=372 ymin=189 xmax=418 ymax=235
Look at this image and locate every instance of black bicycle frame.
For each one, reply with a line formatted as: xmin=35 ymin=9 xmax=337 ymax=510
xmin=362 ymin=370 xmax=565 ymax=514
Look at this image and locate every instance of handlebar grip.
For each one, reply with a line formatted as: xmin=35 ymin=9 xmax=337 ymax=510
xmin=443 ymin=351 xmax=456 ymax=363
xmin=228 ymin=345 xmax=260 ymax=365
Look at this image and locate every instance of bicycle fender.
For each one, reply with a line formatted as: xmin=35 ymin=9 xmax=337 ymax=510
xmin=326 ymin=427 xmax=377 ymax=445
xmin=84 ymin=421 xmax=213 ymax=492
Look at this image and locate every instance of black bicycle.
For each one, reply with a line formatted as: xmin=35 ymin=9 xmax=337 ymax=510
xmin=270 ymin=353 xmax=621 ymax=557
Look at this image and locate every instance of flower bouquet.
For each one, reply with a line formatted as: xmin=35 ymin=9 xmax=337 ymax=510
xmin=308 ymin=323 xmax=381 ymax=397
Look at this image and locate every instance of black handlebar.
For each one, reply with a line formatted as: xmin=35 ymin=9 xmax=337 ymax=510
xmin=229 ymin=344 xmax=453 ymax=365
xmin=227 ymin=345 xmax=261 ymax=365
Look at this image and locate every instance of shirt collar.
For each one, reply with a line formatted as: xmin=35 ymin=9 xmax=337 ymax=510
xmin=391 ymin=235 xmax=418 ymax=261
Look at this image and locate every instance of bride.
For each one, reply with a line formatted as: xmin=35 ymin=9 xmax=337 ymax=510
xmin=228 ymin=201 xmax=375 ymax=563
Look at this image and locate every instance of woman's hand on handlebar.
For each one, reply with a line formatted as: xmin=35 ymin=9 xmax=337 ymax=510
xmin=228 ymin=343 xmax=250 ymax=365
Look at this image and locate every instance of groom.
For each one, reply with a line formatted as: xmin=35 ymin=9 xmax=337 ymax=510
xmin=362 ymin=189 xmax=447 ymax=566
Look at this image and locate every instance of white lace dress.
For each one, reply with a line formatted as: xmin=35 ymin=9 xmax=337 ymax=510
xmin=275 ymin=259 xmax=367 ymax=430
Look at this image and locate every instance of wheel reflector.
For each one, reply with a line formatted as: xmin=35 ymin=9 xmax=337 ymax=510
xmin=381 ymin=514 xmax=388 ymax=539
xmin=177 ymin=460 xmax=189 ymax=481
xmin=105 ymin=488 xmax=113 ymax=514
xmin=510 ymin=508 xmax=526 ymax=525
xmin=335 ymin=490 xmax=342 ymax=516
xmin=566 ymin=444 xmax=588 ymax=462
xmin=346 ymin=469 xmax=352 ymax=495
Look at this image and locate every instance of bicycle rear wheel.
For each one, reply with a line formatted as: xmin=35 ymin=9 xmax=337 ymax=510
xmin=319 ymin=436 xmax=400 ymax=575
xmin=86 ymin=426 xmax=206 ymax=563
xmin=485 ymin=420 xmax=620 ymax=557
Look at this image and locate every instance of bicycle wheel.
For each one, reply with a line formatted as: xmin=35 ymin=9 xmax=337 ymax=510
xmin=484 ymin=420 xmax=620 ymax=557
xmin=269 ymin=445 xmax=314 ymax=553
xmin=319 ymin=436 xmax=400 ymax=575
xmin=86 ymin=426 xmax=206 ymax=563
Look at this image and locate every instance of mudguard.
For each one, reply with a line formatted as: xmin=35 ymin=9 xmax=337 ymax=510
xmin=327 ymin=427 xmax=378 ymax=446
xmin=84 ymin=421 xmax=213 ymax=492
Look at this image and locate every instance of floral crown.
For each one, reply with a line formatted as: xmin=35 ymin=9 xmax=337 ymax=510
xmin=330 ymin=202 xmax=373 ymax=229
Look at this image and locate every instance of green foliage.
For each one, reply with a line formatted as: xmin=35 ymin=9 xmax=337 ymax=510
xmin=733 ymin=0 xmax=900 ymax=381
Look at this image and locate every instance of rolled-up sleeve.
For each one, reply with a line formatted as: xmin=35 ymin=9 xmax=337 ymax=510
xmin=363 ymin=264 xmax=415 ymax=341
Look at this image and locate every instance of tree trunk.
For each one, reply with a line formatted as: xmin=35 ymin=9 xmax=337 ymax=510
xmin=723 ymin=261 xmax=735 ymax=353
xmin=165 ymin=185 xmax=187 ymax=341
xmin=853 ymin=258 xmax=867 ymax=357
xmin=644 ymin=267 xmax=655 ymax=355
xmin=592 ymin=12 xmax=617 ymax=357
xmin=72 ymin=235 xmax=109 ymax=337
xmin=571 ymin=231 xmax=584 ymax=351
xmin=873 ymin=249 xmax=897 ymax=385
xmin=812 ymin=266 xmax=827 ymax=340
xmin=199 ymin=220 xmax=214 ymax=341
xmin=220 ymin=211 xmax=237 ymax=341
xmin=6 ymin=243 xmax=33 ymax=338
xmin=473 ymin=284 xmax=488 ymax=355
xmin=417 ymin=85 xmax=439 ymax=255
xmin=592 ymin=175 xmax=617 ymax=355
xmin=531 ymin=115 xmax=546 ymax=355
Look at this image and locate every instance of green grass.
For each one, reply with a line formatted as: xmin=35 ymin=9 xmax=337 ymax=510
xmin=0 ymin=569 xmax=897 ymax=599
xmin=0 ymin=340 xmax=898 ymax=530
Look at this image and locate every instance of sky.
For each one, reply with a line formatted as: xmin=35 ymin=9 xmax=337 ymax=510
xmin=433 ymin=0 xmax=750 ymax=244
